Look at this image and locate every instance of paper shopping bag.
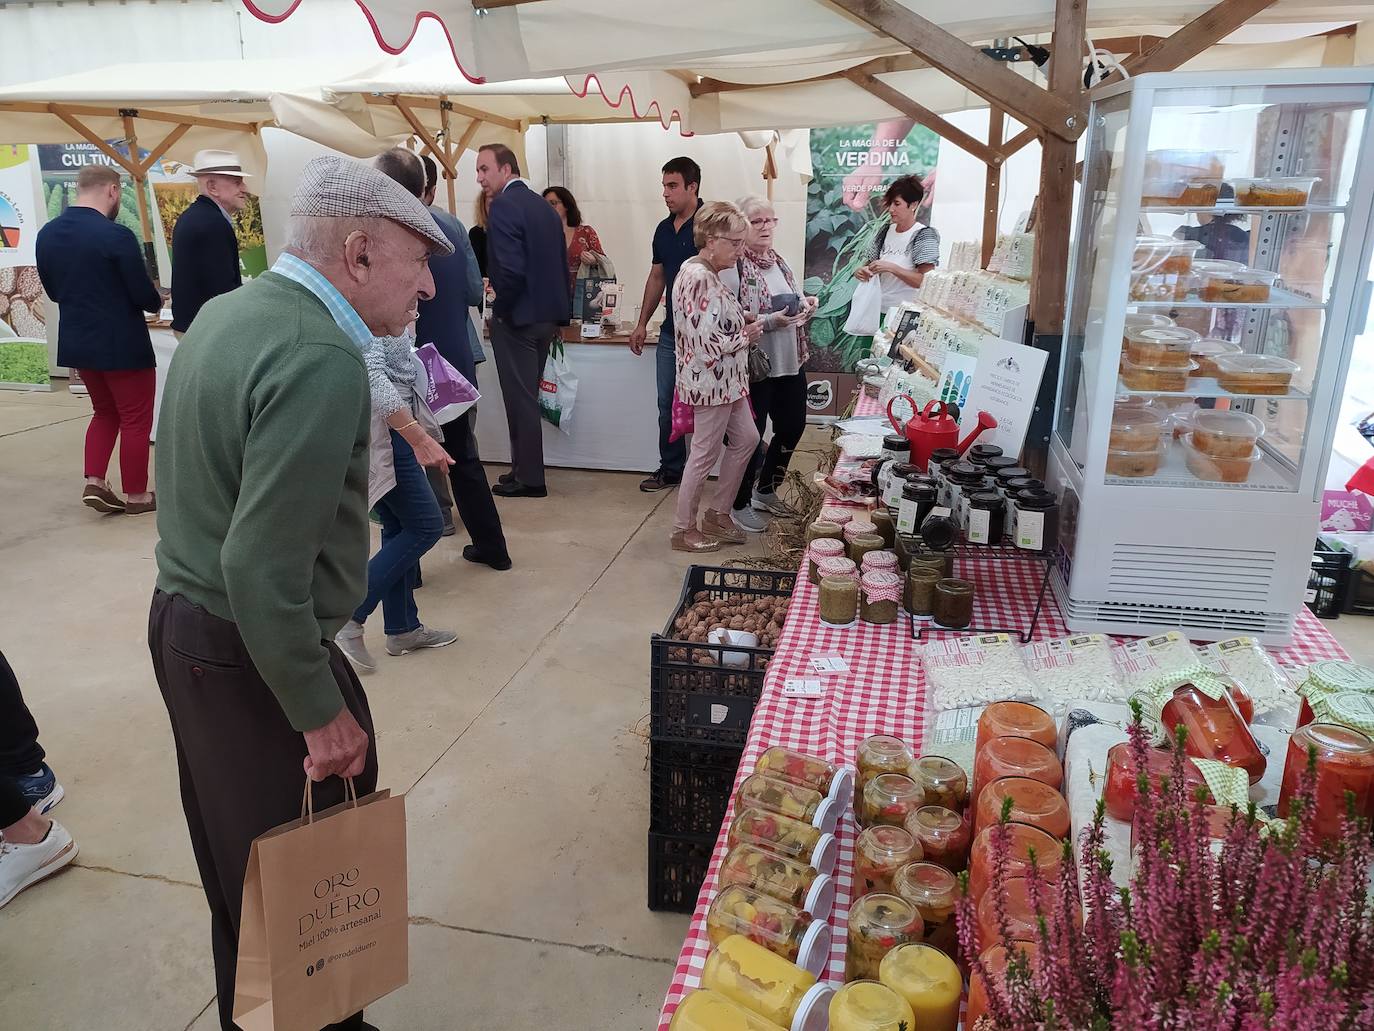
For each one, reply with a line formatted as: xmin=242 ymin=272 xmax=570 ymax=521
xmin=233 ymin=781 xmax=408 ymax=1031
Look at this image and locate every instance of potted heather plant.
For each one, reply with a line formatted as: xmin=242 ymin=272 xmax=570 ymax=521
xmin=959 ymin=704 xmax=1374 ymax=1029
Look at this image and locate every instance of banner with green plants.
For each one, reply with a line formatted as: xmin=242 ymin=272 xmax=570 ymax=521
xmin=803 ymin=121 xmax=938 ymax=373
xmin=0 ymin=144 xmax=49 ymax=387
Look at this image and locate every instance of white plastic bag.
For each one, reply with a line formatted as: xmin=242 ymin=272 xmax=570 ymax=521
xmin=538 ymin=341 xmax=578 ymax=433
xmin=843 ymin=277 xmax=883 ymax=337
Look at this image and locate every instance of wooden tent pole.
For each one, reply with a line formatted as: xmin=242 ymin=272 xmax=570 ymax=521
xmin=121 ymin=111 xmax=158 ymax=277
xmin=983 ymin=107 xmax=1004 ymax=267
xmin=440 ymin=98 xmax=458 ymax=215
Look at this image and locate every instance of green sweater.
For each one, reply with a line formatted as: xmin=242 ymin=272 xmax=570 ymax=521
xmin=155 ymin=272 xmax=371 ymax=731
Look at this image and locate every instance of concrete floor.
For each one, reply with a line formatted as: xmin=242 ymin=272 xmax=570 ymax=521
xmin=0 ymin=385 xmax=784 ymax=1031
xmin=3 ymin=387 xmax=1371 ymax=1030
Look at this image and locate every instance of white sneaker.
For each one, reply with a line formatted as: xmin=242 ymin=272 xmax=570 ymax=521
xmin=0 ymin=820 xmax=78 ymax=909
xmin=752 ymin=489 xmax=795 ymax=517
xmin=731 ymin=506 xmax=770 ymax=533
xmin=335 ymin=620 xmax=377 ymax=672
xmin=386 ymin=625 xmax=458 ymax=656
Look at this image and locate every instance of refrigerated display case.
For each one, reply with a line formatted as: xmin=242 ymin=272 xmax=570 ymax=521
xmin=1048 ymin=70 xmax=1374 ymax=645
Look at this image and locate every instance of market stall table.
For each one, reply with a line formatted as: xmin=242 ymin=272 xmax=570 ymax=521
xmin=655 ymin=393 xmax=1351 ymax=1029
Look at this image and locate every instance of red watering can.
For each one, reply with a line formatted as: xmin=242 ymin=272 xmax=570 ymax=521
xmin=886 ymin=396 xmax=998 ymax=472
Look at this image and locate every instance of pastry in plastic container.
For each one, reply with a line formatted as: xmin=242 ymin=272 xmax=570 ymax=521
xmin=1181 ymin=433 xmax=1261 ymax=484
xmin=1201 ymin=267 xmax=1280 ymax=303
xmin=1212 ymin=353 xmax=1299 ymax=395
xmin=1141 ymin=150 xmax=1224 ymax=205
xmin=1107 ymin=441 xmax=1165 ymax=478
xmin=1190 ymin=337 xmax=1243 ymax=378
xmin=1110 ymin=403 xmax=1165 ymax=451
xmin=1121 ymin=355 xmax=1196 ymax=392
xmin=1124 ymin=326 xmax=1200 ymax=368
xmin=1190 ymin=410 xmax=1265 ymax=459
xmin=1230 ymin=176 xmax=1319 ymax=207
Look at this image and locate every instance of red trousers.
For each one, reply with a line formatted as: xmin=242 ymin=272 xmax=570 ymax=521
xmin=79 ymin=367 xmax=155 ymax=495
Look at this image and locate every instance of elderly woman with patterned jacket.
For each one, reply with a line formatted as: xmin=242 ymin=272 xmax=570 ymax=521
xmin=669 ymin=201 xmax=764 ymax=553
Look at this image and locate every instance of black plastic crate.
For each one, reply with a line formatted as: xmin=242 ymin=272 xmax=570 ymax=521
xmin=1347 ymin=563 xmax=1374 ymax=616
xmin=650 ymin=565 xmax=797 ymax=747
xmin=1308 ymin=539 xmax=1353 ymax=619
xmin=649 ymin=738 xmax=743 ymax=836
xmin=647 ymin=829 xmax=716 ymax=912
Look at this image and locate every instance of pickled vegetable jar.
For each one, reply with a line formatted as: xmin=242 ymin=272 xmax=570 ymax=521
xmin=706 ymin=884 xmax=832 ymax=976
xmin=967 ymin=821 xmax=1062 ymax=902
xmin=728 ymin=807 xmax=838 ymax=874
xmin=854 ymin=824 xmax=921 ymax=895
xmin=1102 ymin=742 xmax=1206 ymax=823
xmin=971 ymin=736 xmax=1063 ymax=807
xmin=670 ymin=989 xmax=790 ymax=1031
xmin=975 ymin=874 xmax=1078 ymax=952
xmin=904 ymin=805 xmax=971 ymax=872
xmin=860 ymin=773 xmax=924 ymax=828
xmin=846 ymin=893 xmax=923 ymax=982
xmin=856 ymin=735 xmax=914 ymax=808
xmin=1277 ymin=722 xmax=1374 ymax=842
xmin=829 ymin=980 xmax=917 ymax=1031
xmin=1160 ymin=681 xmax=1266 ymax=785
xmin=975 ymin=701 xmax=1057 ymax=755
xmin=736 ymin=773 xmax=839 ymax=835
xmin=819 ymin=574 xmax=859 ymax=627
xmin=967 ymin=943 xmax=1039 ymax=1031
xmin=892 ymin=861 xmax=960 ymax=957
xmin=702 ymin=934 xmax=833 ymax=1031
xmin=879 ymin=944 xmax=961 ymax=1031
xmin=1298 ymin=661 xmax=1374 ymax=727
xmin=909 ymin=754 xmax=968 ymax=810
xmin=974 ymin=776 xmax=1071 ymax=839
xmin=755 ymin=746 xmax=855 ymax=802
xmin=718 ymin=844 xmax=835 ymax=918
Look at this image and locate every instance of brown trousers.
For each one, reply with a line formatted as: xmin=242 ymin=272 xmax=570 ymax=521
xmin=148 ymin=590 xmax=380 ymax=1031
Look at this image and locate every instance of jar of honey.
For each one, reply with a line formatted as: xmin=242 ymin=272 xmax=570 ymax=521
xmin=755 ymin=746 xmax=856 ymax=803
xmin=971 ymin=736 xmax=1063 ymax=807
xmin=706 ymin=884 xmax=832 ymax=977
xmin=1277 ymin=722 xmax=1374 ymax=842
xmin=967 ymin=821 xmax=1063 ymax=902
xmin=856 ymin=735 xmax=914 ymax=808
xmin=976 ymin=701 xmax=1057 ymax=755
xmin=735 ymin=773 xmax=840 ymax=835
xmin=718 ymin=844 xmax=835 ymax=919
xmin=854 ymin=824 xmax=921 ymax=895
xmin=728 ymin=807 xmax=838 ymax=874
xmin=871 ymin=508 xmax=897 ymax=549
xmin=860 ymin=773 xmax=925 ymax=829
xmin=1160 ymin=681 xmax=1266 ymax=784
xmin=829 ymin=980 xmax=917 ymax=1031
xmin=846 ymin=893 xmax=923 ymax=982
xmin=701 ymin=934 xmax=833 ymax=1031
xmin=892 ymin=861 xmax=959 ymax=957
xmin=878 ymin=944 xmax=961 ymax=1031
xmin=909 ymin=754 xmax=968 ymax=810
xmin=903 ymin=805 xmax=971 ymax=872
xmin=974 ymin=776 xmax=1071 ymax=839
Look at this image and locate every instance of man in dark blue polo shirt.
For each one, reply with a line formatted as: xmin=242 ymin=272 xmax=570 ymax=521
xmin=628 ymin=156 xmax=702 ymax=492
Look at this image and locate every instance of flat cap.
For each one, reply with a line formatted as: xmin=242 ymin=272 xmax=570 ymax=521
xmin=290 ymin=155 xmax=454 ymax=255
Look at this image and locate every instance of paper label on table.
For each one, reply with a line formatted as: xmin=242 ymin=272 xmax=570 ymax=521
xmin=957 ymin=339 xmax=1050 ymax=458
xmin=896 ymin=496 xmax=919 ymax=534
xmin=784 ymin=678 xmax=826 ymax=697
xmin=810 ymin=655 xmax=850 ymax=674
xmin=926 ymin=705 xmax=984 ymax=776
xmin=1015 ymin=509 xmax=1045 ymax=550
xmin=967 ymin=507 xmax=991 ymax=544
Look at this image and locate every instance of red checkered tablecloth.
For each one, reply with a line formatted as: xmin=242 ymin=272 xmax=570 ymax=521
xmin=655 ymin=393 xmax=1350 ymax=1029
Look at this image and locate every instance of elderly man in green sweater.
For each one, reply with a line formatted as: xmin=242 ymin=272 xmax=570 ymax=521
xmin=148 ymin=155 xmax=453 ymax=1031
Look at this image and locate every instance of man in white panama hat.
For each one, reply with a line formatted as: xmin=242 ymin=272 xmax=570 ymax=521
xmin=170 ymin=149 xmax=251 ymax=336
xmin=150 ymin=154 xmax=453 ymax=1031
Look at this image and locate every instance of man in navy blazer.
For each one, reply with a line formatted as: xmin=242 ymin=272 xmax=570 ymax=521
xmin=170 ymin=149 xmax=248 ymax=336
xmin=36 ymin=164 xmax=161 ymax=515
xmin=476 ymin=143 xmax=571 ymax=498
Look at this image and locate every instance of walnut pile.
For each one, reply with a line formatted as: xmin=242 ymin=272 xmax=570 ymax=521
xmin=669 ymin=590 xmax=790 ymax=660
xmin=0 ymin=265 xmax=46 ymax=337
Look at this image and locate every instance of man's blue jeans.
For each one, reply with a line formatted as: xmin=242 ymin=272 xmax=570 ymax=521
xmin=353 ymin=431 xmax=443 ymax=635
xmin=655 ymin=326 xmax=687 ymax=480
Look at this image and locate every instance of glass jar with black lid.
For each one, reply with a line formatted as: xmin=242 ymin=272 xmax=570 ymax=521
xmin=897 ymin=479 xmax=939 ymax=535
xmin=944 ymin=461 xmax=985 ymax=524
xmin=882 ymin=434 xmax=912 ymax=463
xmin=983 ymin=455 xmax=1020 ymax=479
xmin=1012 ymin=489 xmax=1059 ymax=552
xmin=966 ymin=491 xmax=1005 ymax=546
xmin=927 ymin=446 xmax=960 ymax=478
xmin=966 ymin=443 xmax=1004 ymax=468
xmin=880 ymin=462 xmax=922 ymax=509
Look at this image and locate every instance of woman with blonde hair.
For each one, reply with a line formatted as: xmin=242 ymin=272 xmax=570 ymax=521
xmin=670 ymin=201 xmax=764 ymax=552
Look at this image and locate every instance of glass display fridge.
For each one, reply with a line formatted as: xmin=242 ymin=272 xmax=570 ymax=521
xmin=1048 ymin=70 xmax=1374 ymax=645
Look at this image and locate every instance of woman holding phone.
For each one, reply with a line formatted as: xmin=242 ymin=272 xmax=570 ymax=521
xmin=719 ymin=195 xmax=817 ymax=533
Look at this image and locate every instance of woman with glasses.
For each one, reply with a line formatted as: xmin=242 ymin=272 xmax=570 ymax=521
xmin=669 ymin=201 xmax=764 ymax=553
xmin=542 ymin=186 xmax=607 ymax=292
xmin=719 ymin=195 xmax=817 ymax=532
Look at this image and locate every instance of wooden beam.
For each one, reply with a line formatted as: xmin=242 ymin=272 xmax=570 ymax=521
xmin=1113 ymin=0 xmax=1280 ymax=81
xmin=391 ymin=96 xmax=456 ymax=179
xmin=690 ymin=53 xmax=930 ymax=98
xmin=47 ymin=106 xmax=138 ymax=176
xmin=983 ymin=108 xmax=1004 ymax=268
xmin=5 ymin=101 xmax=253 ymax=135
xmin=364 ymin=93 xmax=520 ymax=132
xmin=1030 ymin=0 xmax=1087 ymax=332
xmin=998 ymin=125 xmax=1038 ymax=160
xmin=121 ymin=112 xmax=156 ymax=257
xmin=138 ymin=121 xmax=191 ymax=176
xmin=439 ymin=98 xmax=457 ymax=215
xmin=451 ymin=117 xmax=484 ymax=158
xmin=843 ymin=70 xmax=1000 ymax=165
xmin=828 ymin=0 xmax=1085 ymax=141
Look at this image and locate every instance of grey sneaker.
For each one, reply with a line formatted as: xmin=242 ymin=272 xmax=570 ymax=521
xmin=335 ymin=620 xmax=376 ymax=672
xmin=731 ymin=506 xmax=770 ymax=533
xmin=386 ymin=625 xmax=458 ymax=656
xmin=752 ymin=489 xmax=795 ymax=517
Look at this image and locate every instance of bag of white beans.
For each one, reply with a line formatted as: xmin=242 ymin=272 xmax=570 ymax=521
xmin=923 ymin=633 xmax=1036 ymax=709
xmin=1020 ymin=633 xmax=1125 ymax=713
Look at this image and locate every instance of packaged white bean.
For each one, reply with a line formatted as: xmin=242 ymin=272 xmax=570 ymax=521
xmin=1021 ymin=633 xmax=1124 ymax=713
xmin=923 ymin=633 xmax=1036 ymax=709
xmin=1114 ymin=631 xmax=1203 ymax=696
xmin=1198 ymin=636 xmax=1296 ymax=715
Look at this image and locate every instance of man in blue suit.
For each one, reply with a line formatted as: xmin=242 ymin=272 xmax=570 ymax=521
xmin=476 ymin=143 xmax=571 ymax=498
xmin=169 ymin=149 xmax=248 ymax=337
